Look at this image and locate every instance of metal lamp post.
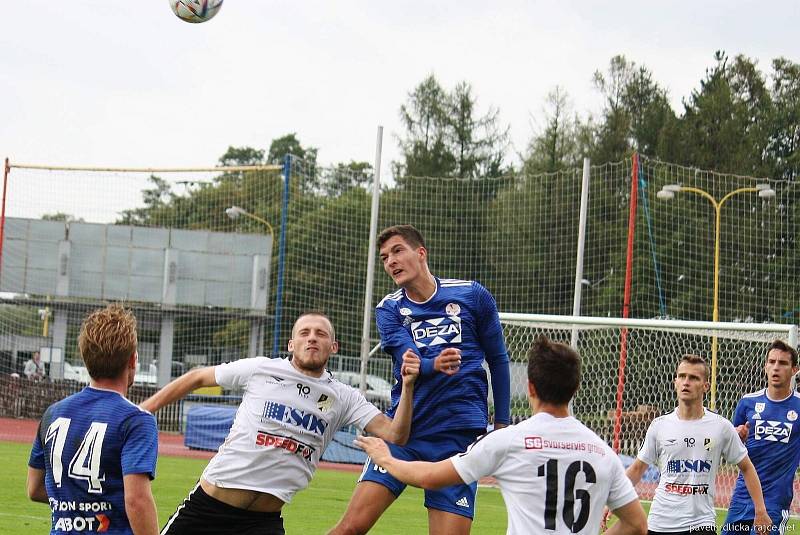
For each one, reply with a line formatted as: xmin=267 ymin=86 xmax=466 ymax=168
xmin=657 ymin=183 xmax=776 ymax=410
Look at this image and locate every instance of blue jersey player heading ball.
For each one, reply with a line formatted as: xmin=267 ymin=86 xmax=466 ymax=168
xmin=723 ymin=340 xmax=800 ymax=535
xmin=27 ymin=304 xmax=159 ymax=535
xmin=331 ymin=224 xmax=511 ymax=535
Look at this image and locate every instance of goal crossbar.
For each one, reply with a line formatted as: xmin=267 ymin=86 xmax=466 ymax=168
xmin=499 ymin=312 xmax=799 ymax=345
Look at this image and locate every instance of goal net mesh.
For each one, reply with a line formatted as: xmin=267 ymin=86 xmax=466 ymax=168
xmin=499 ymin=313 xmax=799 ymax=511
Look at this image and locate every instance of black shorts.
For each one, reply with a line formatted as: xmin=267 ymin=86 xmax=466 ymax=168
xmin=161 ymin=484 xmax=285 ymax=535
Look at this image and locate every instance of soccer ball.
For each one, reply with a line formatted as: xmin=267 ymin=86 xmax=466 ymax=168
xmin=169 ymin=0 xmax=223 ymax=23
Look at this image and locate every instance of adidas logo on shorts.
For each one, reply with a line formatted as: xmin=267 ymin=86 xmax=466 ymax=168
xmin=455 ymin=497 xmax=470 ymax=508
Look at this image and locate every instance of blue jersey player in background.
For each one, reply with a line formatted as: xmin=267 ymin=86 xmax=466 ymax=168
xmin=331 ymin=224 xmax=511 ymax=535
xmin=723 ymin=340 xmax=800 ymax=535
xmin=27 ymin=304 xmax=159 ymax=535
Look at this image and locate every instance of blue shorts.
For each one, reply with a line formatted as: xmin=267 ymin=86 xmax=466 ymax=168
xmin=358 ymin=428 xmax=483 ymax=519
xmin=722 ymin=503 xmax=790 ymax=535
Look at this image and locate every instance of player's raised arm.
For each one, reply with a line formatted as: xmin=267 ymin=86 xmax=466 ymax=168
xmin=355 ymin=435 xmax=463 ymax=490
xmin=140 ymin=366 xmax=218 ymax=413
xmin=363 ymin=351 xmax=419 ymax=445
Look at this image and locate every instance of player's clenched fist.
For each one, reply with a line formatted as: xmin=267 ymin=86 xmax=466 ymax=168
xmin=735 ymin=421 xmax=750 ymax=442
xmin=433 ymin=347 xmax=461 ymax=376
xmin=400 ymin=350 xmax=420 ymax=385
xmin=355 ymin=436 xmax=391 ymax=466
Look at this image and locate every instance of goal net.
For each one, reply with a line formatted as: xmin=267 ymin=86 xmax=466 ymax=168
xmin=498 ymin=312 xmax=799 ymax=512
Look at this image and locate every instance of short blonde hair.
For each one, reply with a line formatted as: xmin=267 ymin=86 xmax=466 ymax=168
xmin=292 ymin=311 xmax=335 ymax=341
xmin=78 ymin=304 xmax=138 ymax=380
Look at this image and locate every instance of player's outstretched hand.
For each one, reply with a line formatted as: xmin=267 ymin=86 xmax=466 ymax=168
xmin=400 ymin=350 xmax=420 ymax=385
xmin=355 ymin=435 xmax=392 ymax=466
xmin=736 ymin=421 xmax=750 ymax=442
xmin=433 ymin=347 xmax=461 ymax=376
xmin=753 ymin=508 xmax=772 ymax=533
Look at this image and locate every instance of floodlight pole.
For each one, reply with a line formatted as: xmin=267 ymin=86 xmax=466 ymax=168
xmin=226 ymin=206 xmax=275 ymax=244
xmin=658 ymin=184 xmax=775 ymax=410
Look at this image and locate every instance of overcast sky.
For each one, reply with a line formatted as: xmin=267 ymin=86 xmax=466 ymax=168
xmin=2 ymin=1 xmax=798 ymax=175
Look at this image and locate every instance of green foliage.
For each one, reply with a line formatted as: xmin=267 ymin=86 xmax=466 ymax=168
xmin=676 ymin=52 xmax=772 ymax=176
xmin=268 ymin=133 xmax=317 ymax=166
xmin=591 ymin=55 xmax=675 ymax=163
xmin=396 ymin=74 xmax=509 ymax=179
xmin=218 ymin=146 xmax=265 ymax=167
xmin=766 ymin=57 xmax=800 ymax=180
xmin=523 ymin=87 xmax=585 ymax=174
xmin=98 ymin=53 xmax=800 ymax=363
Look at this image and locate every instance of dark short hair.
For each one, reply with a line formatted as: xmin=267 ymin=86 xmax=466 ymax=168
xmin=767 ymin=340 xmax=798 ymax=366
xmin=527 ymin=336 xmax=581 ymax=405
xmin=678 ymin=354 xmax=708 ymax=380
xmin=377 ymin=225 xmax=426 ymax=250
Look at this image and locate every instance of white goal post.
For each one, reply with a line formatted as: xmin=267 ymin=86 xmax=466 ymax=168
xmin=498 ymin=313 xmax=797 ymax=451
xmin=497 ymin=313 xmax=800 ymax=511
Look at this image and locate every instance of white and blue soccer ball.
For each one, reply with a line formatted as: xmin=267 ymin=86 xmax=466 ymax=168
xmin=169 ymin=0 xmax=223 ymax=24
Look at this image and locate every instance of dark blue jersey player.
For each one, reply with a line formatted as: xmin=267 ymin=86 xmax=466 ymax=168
xmin=723 ymin=340 xmax=800 ymax=535
xmin=332 ymin=224 xmax=511 ymax=535
xmin=27 ymin=305 xmax=159 ymax=535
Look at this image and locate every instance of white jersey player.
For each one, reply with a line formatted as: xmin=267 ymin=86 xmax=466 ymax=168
xmin=356 ymin=336 xmax=647 ymax=535
xmin=140 ymin=312 xmax=420 ymax=535
xmin=620 ymin=355 xmax=771 ymax=535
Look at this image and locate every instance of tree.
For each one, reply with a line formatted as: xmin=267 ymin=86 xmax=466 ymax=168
xmin=218 ymin=146 xmax=265 ymax=167
xmin=766 ymin=57 xmax=800 ymax=180
xmin=675 ymin=52 xmax=772 ymax=175
xmin=268 ymin=133 xmax=318 ymax=166
xmin=523 ymin=87 xmax=583 ymax=174
xmin=118 ymin=175 xmax=175 ymax=226
xmin=591 ymin=55 xmax=675 ymax=162
xmin=592 ymin=55 xmax=634 ymax=162
xmin=268 ymin=133 xmax=319 ymax=193
xmin=321 ymin=161 xmax=373 ymax=197
xmin=621 ymin=67 xmax=674 ymax=156
xmin=448 ymin=82 xmax=509 ymax=178
xmin=396 ymin=75 xmax=454 ymax=177
xmin=395 ymin=75 xmax=509 ymax=179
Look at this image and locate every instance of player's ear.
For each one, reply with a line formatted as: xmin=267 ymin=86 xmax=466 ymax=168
xmin=527 ymin=380 xmax=536 ymax=398
xmin=128 ymin=351 xmax=137 ymax=370
xmin=417 ymin=246 xmax=428 ymax=261
xmin=287 ymin=339 xmax=295 ymax=353
xmin=330 ymin=340 xmax=339 ymax=354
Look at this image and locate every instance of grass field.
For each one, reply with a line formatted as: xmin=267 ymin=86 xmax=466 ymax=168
xmin=2 ymin=440 xmax=797 ymax=534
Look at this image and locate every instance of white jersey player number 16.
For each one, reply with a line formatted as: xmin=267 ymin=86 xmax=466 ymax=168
xmin=536 ymin=457 xmax=596 ymax=531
